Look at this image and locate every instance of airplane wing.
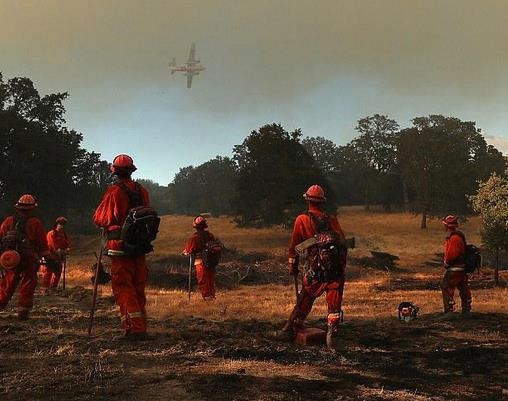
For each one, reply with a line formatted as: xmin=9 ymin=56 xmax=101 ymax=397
xmin=186 ymin=73 xmax=193 ymax=89
xmin=188 ymin=43 xmax=196 ymax=62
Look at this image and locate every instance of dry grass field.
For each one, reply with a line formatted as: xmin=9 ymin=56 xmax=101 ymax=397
xmin=0 ymin=208 xmax=507 ymax=401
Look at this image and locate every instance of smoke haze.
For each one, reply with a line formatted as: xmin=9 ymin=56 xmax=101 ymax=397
xmin=1 ymin=0 xmax=507 ymax=183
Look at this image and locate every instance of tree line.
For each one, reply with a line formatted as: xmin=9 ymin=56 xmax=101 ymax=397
xmin=1 ymin=74 xmax=505 ymax=232
xmin=0 ymin=74 xmax=113 ymax=232
xmin=169 ymin=115 xmax=505 ymax=228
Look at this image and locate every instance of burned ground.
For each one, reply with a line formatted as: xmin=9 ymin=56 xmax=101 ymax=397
xmin=0 ymin=264 xmax=506 ymax=401
xmin=1 ymin=212 xmax=507 ymax=400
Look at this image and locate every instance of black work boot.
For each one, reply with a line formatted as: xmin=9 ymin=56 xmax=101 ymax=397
xmin=462 ymin=300 xmax=472 ymax=315
xmin=17 ymin=309 xmax=30 ymax=321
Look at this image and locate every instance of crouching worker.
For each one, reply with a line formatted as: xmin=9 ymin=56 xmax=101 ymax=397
xmin=40 ymin=217 xmax=71 ymax=294
xmin=182 ymin=216 xmax=222 ymax=300
xmin=276 ymin=185 xmax=347 ymax=348
xmin=0 ymin=195 xmax=49 ymax=320
xmin=94 ymin=154 xmax=159 ymax=339
xmin=441 ymin=215 xmax=472 ymax=314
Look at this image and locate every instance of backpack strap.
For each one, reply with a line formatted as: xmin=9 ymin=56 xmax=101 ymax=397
xmin=116 ymin=182 xmax=143 ymax=208
xmin=197 ymin=230 xmax=210 ymax=249
xmin=13 ymin=215 xmax=29 ymax=236
xmin=306 ymin=211 xmax=330 ymax=234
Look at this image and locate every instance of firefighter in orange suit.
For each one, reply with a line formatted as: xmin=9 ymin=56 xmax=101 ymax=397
xmin=40 ymin=216 xmax=71 ymax=294
xmin=441 ymin=215 xmax=472 ymax=313
xmin=93 ymin=154 xmax=150 ymax=338
xmin=183 ymin=216 xmax=218 ymax=300
xmin=0 ymin=195 xmax=49 ymax=320
xmin=277 ymin=185 xmax=347 ymax=347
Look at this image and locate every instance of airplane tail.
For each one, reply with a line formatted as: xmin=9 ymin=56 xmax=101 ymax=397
xmin=169 ymin=58 xmax=177 ymax=74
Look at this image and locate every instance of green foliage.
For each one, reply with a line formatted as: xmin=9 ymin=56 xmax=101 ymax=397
xmin=302 ymin=115 xmax=402 ymax=208
xmin=470 ymin=173 xmax=508 ymax=250
xmin=168 ymin=156 xmax=237 ymax=216
xmin=0 ymin=74 xmax=111 ymax=231
xmin=232 ymin=123 xmax=337 ymax=227
xmin=354 ymin=114 xmax=400 ymax=173
xmin=137 ymin=179 xmax=171 ymax=215
xmin=302 ymin=136 xmax=340 ymax=174
xmin=470 ymin=172 xmax=508 ymax=283
xmin=398 ymin=115 xmax=505 ymax=227
xmin=351 ymin=114 xmax=402 ymax=209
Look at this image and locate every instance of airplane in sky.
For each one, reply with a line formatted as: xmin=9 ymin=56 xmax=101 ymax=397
xmin=169 ymin=43 xmax=206 ymax=89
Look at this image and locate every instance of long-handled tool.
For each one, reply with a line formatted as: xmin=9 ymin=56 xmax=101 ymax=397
xmin=187 ymin=254 xmax=193 ymax=302
xmin=62 ymin=256 xmax=67 ymax=290
xmin=293 ymin=273 xmax=299 ymax=301
xmin=88 ymin=234 xmax=104 ymax=337
xmin=292 ymin=256 xmax=300 ymax=302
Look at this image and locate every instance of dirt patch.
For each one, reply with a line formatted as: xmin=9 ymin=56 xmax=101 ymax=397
xmin=1 ymin=267 xmax=507 ymax=401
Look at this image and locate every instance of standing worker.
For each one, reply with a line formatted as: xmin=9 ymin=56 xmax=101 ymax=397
xmin=40 ymin=216 xmax=71 ymax=294
xmin=276 ymin=185 xmax=348 ymax=348
xmin=182 ymin=216 xmax=222 ymax=300
xmin=441 ymin=215 xmax=472 ymax=314
xmin=0 ymin=195 xmax=49 ymax=320
xmin=93 ymin=154 xmax=155 ymax=339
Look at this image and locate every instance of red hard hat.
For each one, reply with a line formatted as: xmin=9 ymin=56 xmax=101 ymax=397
xmin=110 ymin=154 xmax=137 ymax=174
xmin=303 ymin=185 xmax=326 ymax=203
xmin=0 ymin=250 xmax=21 ymax=270
xmin=442 ymin=215 xmax=459 ymax=227
xmin=55 ymin=216 xmax=68 ymax=225
xmin=193 ymin=215 xmax=207 ymax=228
xmin=15 ymin=194 xmax=38 ymax=210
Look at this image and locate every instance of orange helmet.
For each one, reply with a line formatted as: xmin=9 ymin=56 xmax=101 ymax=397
xmin=0 ymin=250 xmax=21 ymax=270
xmin=193 ymin=215 xmax=208 ymax=228
xmin=15 ymin=194 xmax=38 ymax=210
xmin=303 ymin=185 xmax=326 ymax=203
xmin=110 ymin=154 xmax=137 ymax=174
xmin=55 ymin=216 xmax=68 ymax=225
xmin=442 ymin=215 xmax=459 ymax=227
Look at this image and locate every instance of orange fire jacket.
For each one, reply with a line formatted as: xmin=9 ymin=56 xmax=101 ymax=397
xmin=0 ymin=215 xmax=49 ymax=258
xmin=93 ymin=179 xmax=150 ymax=229
xmin=444 ymin=231 xmax=466 ymax=266
xmin=93 ymin=179 xmax=150 ymax=252
xmin=184 ymin=231 xmax=217 ymax=255
xmin=47 ymin=230 xmax=71 ymax=260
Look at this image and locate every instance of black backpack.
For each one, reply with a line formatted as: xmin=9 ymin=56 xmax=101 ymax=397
xmin=198 ymin=231 xmax=223 ymax=269
xmin=449 ymin=232 xmax=481 ymax=273
xmin=1 ymin=216 xmax=32 ymax=266
xmin=117 ymin=182 xmax=160 ymax=256
xmin=464 ymin=244 xmax=481 ymax=274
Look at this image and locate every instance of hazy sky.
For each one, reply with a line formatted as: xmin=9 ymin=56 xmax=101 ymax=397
xmin=1 ymin=0 xmax=508 ymax=184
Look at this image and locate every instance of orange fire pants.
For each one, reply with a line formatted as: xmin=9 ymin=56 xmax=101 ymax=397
xmin=441 ymin=270 xmax=472 ymax=312
xmin=110 ymin=255 xmax=148 ymax=334
xmin=40 ymin=262 xmax=62 ymax=289
xmin=0 ymin=261 xmax=38 ymax=313
xmin=288 ymin=275 xmax=344 ymax=331
xmin=195 ymin=259 xmax=216 ymax=299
